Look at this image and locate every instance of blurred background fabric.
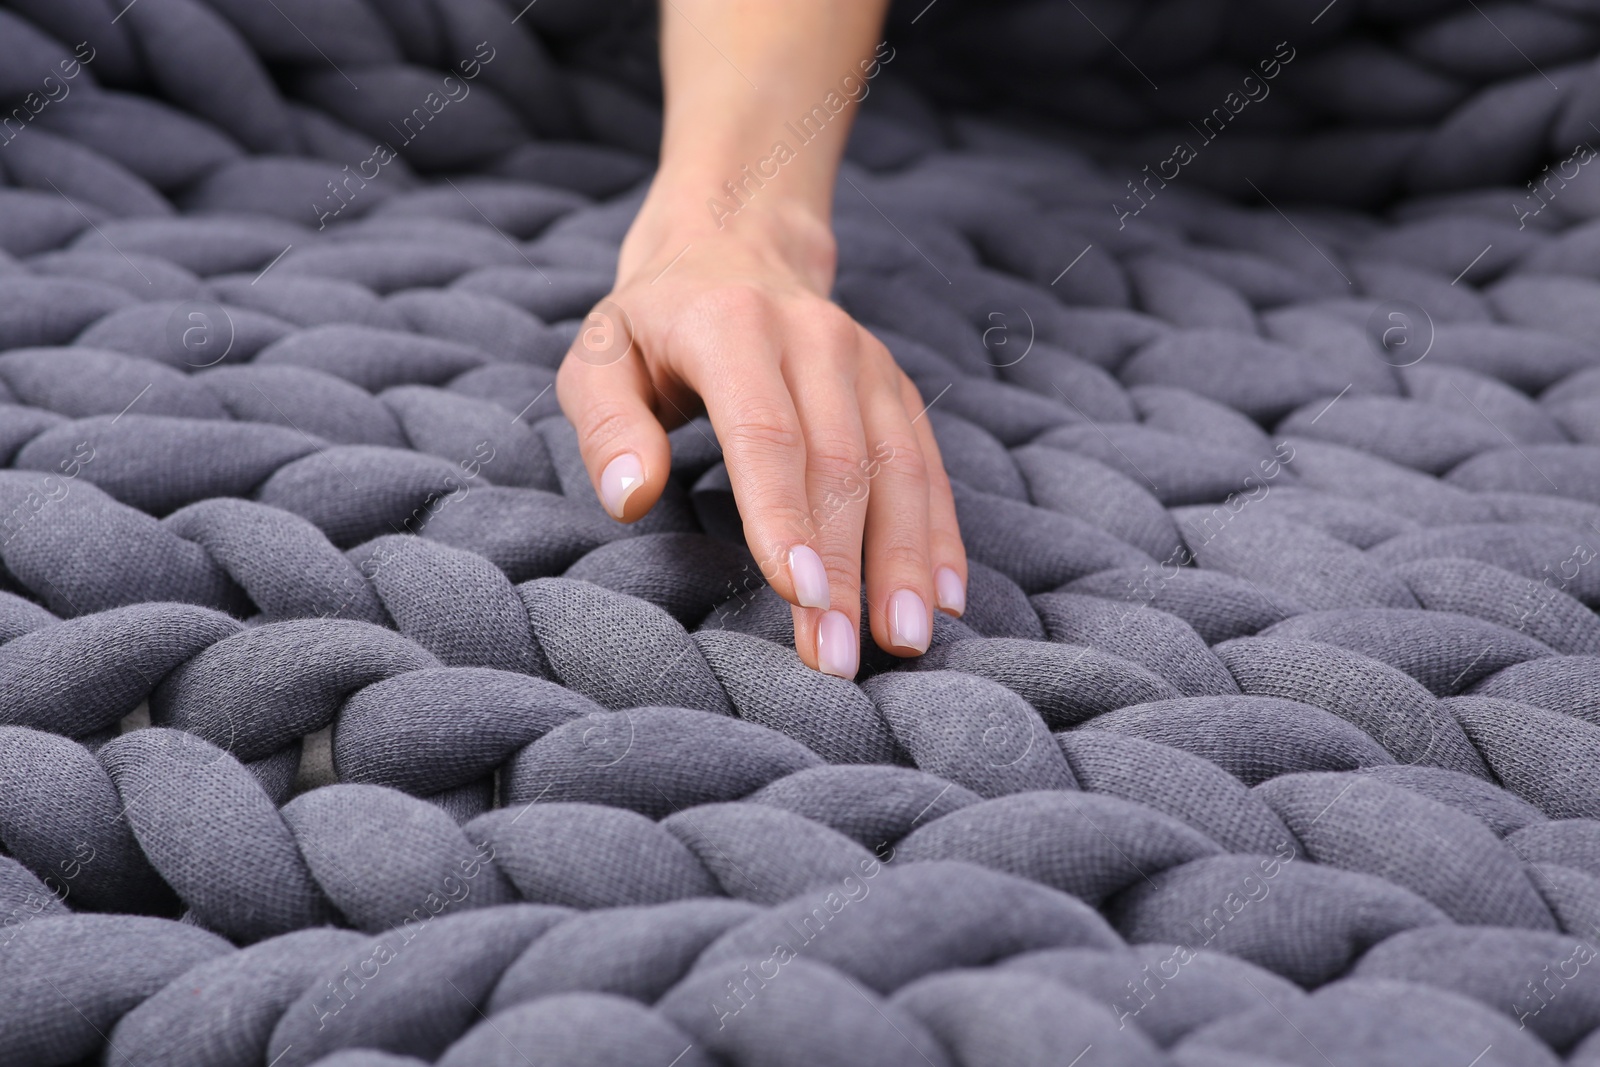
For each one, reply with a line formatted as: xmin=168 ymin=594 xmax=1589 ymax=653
xmin=4 ymin=1 xmax=1600 ymax=1065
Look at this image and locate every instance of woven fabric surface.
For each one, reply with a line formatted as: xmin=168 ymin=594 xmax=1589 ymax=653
xmin=4 ymin=0 xmax=1600 ymax=1064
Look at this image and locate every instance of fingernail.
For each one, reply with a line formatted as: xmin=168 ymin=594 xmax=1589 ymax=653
xmin=600 ymin=453 xmax=644 ymax=520
xmin=788 ymin=544 xmax=830 ymax=609
xmin=889 ymin=588 xmax=930 ymax=653
xmin=816 ymin=610 xmax=858 ymax=678
xmin=935 ymin=566 xmax=965 ymax=616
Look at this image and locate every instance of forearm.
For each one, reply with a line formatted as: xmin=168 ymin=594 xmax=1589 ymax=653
xmin=622 ymin=0 xmax=893 ymax=286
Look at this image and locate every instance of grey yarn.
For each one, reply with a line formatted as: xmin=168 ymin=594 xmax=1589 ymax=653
xmin=4 ymin=0 xmax=1600 ymax=1063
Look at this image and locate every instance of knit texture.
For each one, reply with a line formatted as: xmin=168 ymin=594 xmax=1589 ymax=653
xmin=4 ymin=1 xmax=1600 ymax=1064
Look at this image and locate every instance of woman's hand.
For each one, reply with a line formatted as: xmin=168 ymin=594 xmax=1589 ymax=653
xmin=557 ymin=191 xmax=967 ymax=679
xmin=557 ymin=0 xmax=965 ymax=677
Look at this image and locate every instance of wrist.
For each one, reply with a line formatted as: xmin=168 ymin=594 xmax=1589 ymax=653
xmin=620 ymin=174 xmax=839 ymax=294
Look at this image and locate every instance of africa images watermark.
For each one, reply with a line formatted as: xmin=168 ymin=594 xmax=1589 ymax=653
xmin=0 ymin=41 xmax=97 ymax=146
xmin=1114 ymin=839 xmax=1299 ymax=1029
xmin=1513 ymin=932 xmax=1599 ymax=1032
xmin=0 ymin=441 xmax=95 ymax=549
xmin=308 ymin=837 xmax=499 ymax=1031
xmin=312 ymin=41 xmax=499 ymax=229
xmin=313 ymin=440 xmax=497 ymax=619
xmin=0 ymin=841 xmax=95 ymax=949
xmin=706 ymin=41 xmax=897 ymax=230
xmin=714 ymin=440 xmax=897 ymax=623
xmin=1511 ymin=539 xmax=1597 ymax=635
xmin=1514 ymin=133 xmax=1600 ymax=230
xmin=707 ymin=846 xmax=893 ymax=1029
xmin=1113 ymin=40 xmax=1297 ymax=229
xmin=1115 ymin=440 xmax=1296 ymax=612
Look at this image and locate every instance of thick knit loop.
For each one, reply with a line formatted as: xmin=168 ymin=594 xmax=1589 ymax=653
xmin=334 ymin=667 xmax=600 ymax=795
xmin=1260 ymin=607 xmax=1557 ymax=694
xmin=1352 ymin=926 xmax=1600 ymax=1051
xmin=1055 ymin=730 xmax=1301 ymax=855
xmin=152 ymin=617 xmax=441 ymax=759
xmin=1080 ymin=695 xmax=1397 ymax=784
xmin=0 ymin=914 xmax=232 ymax=1067
xmin=99 ymin=729 xmax=338 ymax=940
xmin=1256 ymin=771 xmax=1559 ymax=928
xmin=1111 ymin=855 xmax=1452 ymax=987
xmin=0 ymin=602 xmax=242 ymax=737
xmin=1177 ymin=978 xmax=1561 ymax=1066
xmin=897 ymin=791 xmax=1224 ymax=905
xmin=861 ymin=670 xmax=1077 ymax=798
xmin=1032 ymin=591 xmax=1240 ymax=696
xmin=283 ymin=783 xmax=518 ymax=930
xmin=471 ymin=802 xmax=718 ymax=908
xmin=917 ymin=637 xmax=1184 ymax=729
xmin=4 ymin=3 xmax=1600 ymax=1057
xmin=520 ymin=576 xmax=732 ymax=716
xmin=1215 ymin=637 xmax=1492 ymax=777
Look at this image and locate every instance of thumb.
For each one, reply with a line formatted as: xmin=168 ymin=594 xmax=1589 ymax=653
xmin=556 ymin=309 xmax=671 ymax=523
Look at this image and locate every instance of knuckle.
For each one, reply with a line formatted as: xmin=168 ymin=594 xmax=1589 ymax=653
xmin=889 ymin=438 xmax=927 ymax=479
xmin=812 ymin=441 xmax=864 ymax=473
xmin=816 ymin=542 xmax=862 ymax=579
xmin=809 ymin=309 xmax=866 ymax=370
xmin=578 ymin=403 xmax=637 ymax=450
xmin=873 ymin=537 xmax=929 ymax=572
xmin=859 ymin=331 xmax=896 ymax=367
xmin=762 ymin=502 xmax=822 ymax=547
xmin=727 ymin=403 xmax=802 ymax=457
xmin=808 ymin=442 xmax=866 ymax=484
xmin=815 ymin=304 xmax=862 ymax=346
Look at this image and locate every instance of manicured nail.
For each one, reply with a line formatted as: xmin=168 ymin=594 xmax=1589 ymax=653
xmin=889 ymin=588 xmax=930 ymax=653
xmin=816 ymin=610 xmax=858 ymax=678
xmin=599 ymin=453 xmax=644 ymax=520
xmin=935 ymin=566 xmax=965 ymax=616
xmin=788 ymin=545 xmax=830 ymax=609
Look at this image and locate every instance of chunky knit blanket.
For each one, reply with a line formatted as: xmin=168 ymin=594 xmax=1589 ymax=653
xmin=5 ymin=0 xmax=1600 ymax=1064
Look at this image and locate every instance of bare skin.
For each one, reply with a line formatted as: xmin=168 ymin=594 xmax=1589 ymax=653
xmin=557 ymin=0 xmax=967 ymax=679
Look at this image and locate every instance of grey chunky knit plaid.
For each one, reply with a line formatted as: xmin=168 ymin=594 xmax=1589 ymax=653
xmin=4 ymin=0 xmax=1600 ymax=1063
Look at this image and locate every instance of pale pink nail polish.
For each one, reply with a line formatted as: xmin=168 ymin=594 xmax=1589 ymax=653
xmin=788 ymin=545 xmax=830 ymax=609
xmin=935 ymin=566 xmax=965 ymax=615
xmin=889 ymin=588 xmax=930 ymax=653
xmin=599 ymin=453 xmax=644 ymax=519
xmin=816 ymin=610 xmax=858 ymax=678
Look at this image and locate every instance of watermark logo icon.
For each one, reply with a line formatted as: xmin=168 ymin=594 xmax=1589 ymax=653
xmin=575 ymin=708 xmax=635 ymax=768
xmin=1365 ymin=299 xmax=1433 ymax=368
xmin=166 ymin=301 xmax=235 ymax=368
xmin=976 ymin=701 xmax=1036 ymax=768
xmin=980 ymin=306 xmax=1035 ymax=368
xmin=573 ymin=298 xmax=636 ymax=367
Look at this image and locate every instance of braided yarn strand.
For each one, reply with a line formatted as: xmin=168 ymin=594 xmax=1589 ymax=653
xmin=4 ymin=0 xmax=1600 ymax=1063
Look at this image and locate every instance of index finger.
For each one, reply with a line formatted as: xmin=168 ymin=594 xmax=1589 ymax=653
xmin=682 ymin=326 xmax=830 ymax=618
